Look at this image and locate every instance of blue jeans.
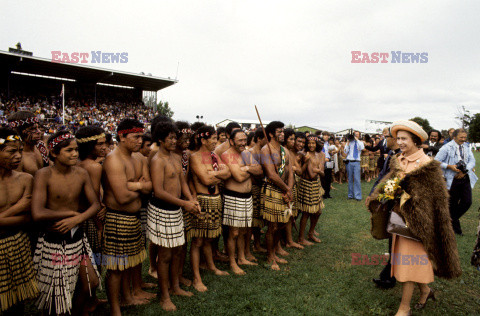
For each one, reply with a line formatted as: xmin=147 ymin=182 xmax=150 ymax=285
xmin=346 ymin=161 xmax=362 ymax=200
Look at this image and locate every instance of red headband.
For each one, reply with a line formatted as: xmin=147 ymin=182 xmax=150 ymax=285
xmin=48 ymin=133 xmax=75 ymax=151
xmin=117 ymin=127 xmax=145 ymax=135
xmin=9 ymin=117 xmax=39 ymax=128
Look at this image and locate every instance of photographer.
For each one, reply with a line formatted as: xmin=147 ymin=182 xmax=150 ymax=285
xmin=344 ymin=130 xmax=364 ymax=201
xmin=435 ymin=128 xmax=478 ymax=235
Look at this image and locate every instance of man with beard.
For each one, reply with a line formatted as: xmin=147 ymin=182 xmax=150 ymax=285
xmin=221 ymin=129 xmax=262 ymax=274
xmin=260 ymin=121 xmax=294 ymax=271
xmin=102 ymin=119 xmax=155 ymax=315
xmin=0 ymin=127 xmax=38 ymax=314
xmin=7 ymin=111 xmax=45 ymax=175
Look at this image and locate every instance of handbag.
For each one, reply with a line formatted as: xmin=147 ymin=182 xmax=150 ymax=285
xmin=369 ymin=200 xmax=390 ymax=240
xmin=387 ymin=211 xmax=420 ymax=241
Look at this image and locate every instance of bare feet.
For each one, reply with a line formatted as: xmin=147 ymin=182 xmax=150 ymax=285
xmin=172 ymin=287 xmax=194 ymax=297
xmin=253 ymin=246 xmax=267 ymax=253
xmin=121 ymin=297 xmax=149 ymax=306
xmin=212 ymin=268 xmax=230 ymax=276
xmin=160 ymin=298 xmax=177 ymax=311
xmin=266 ymin=258 xmax=280 ymax=271
xmin=245 ymin=254 xmax=258 ymax=262
xmin=286 ymin=241 xmax=304 ymax=249
xmin=231 ymin=264 xmax=246 ymax=275
xmin=298 ymin=239 xmax=314 ymax=246
xmin=214 ymin=251 xmax=229 ymax=262
xmin=274 ymin=255 xmax=288 ymax=264
xmin=193 ymin=279 xmax=208 ymax=292
xmin=180 ymin=276 xmax=192 ymax=287
xmin=238 ymin=258 xmax=258 ymax=266
xmin=276 ymin=247 xmax=289 ymax=256
xmin=199 ymin=262 xmax=208 ymax=270
xmin=148 ymin=268 xmax=158 ymax=279
xmin=308 ymin=235 xmax=322 ymax=243
xmin=134 ymin=289 xmax=157 ymax=300
xmin=313 ymin=230 xmax=319 ymax=236
xmin=141 ymin=282 xmax=157 ymax=289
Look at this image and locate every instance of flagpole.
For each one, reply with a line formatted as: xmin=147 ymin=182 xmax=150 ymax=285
xmin=62 ymin=84 xmax=65 ymax=125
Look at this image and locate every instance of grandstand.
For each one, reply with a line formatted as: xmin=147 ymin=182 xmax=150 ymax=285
xmin=0 ymin=49 xmax=177 ymax=105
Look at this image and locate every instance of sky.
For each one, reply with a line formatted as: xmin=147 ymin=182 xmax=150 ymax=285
xmin=3 ymin=0 xmax=480 ymax=132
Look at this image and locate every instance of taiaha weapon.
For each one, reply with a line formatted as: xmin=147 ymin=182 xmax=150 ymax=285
xmin=254 ymin=105 xmax=294 ymax=223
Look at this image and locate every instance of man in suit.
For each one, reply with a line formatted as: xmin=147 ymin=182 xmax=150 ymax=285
xmin=421 ymin=129 xmax=442 ymax=157
xmin=435 ymin=128 xmax=478 ymax=235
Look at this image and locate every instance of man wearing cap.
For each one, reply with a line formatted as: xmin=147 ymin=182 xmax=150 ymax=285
xmin=344 ymin=131 xmax=364 ymax=201
xmin=435 ymin=128 xmax=477 ymax=235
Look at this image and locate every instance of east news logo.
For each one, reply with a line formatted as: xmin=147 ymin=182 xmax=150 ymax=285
xmin=351 ymin=51 xmax=428 ymax=63
xmin=51 ymin=51 xmax=128 ymax=63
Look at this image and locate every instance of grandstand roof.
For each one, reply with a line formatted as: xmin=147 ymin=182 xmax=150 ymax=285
xmin=0 ymin=50 xmax=177 ymax=91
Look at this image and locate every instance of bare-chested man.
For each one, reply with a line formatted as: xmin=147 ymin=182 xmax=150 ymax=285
xmin=188 ymin=125 xmax=231 ymax=292
xmin=213 ymin=122 xmax=241 ymax=260
xmin=282 ymin=129 xmax=304 ymax=250
xmin=31 ymin=131 xmax=101 ymax=316
xmin=147 ymin=121 xmax=200 ymax=311
xmin=0 ymin=128 xmax=38 ymax=315
xmin=248 ymin=128 xmax=267 ymax=253
xmin=172 ymin=121 xmax=195 ymax=287
xmin=221 ymin=129 xmax=262 ymax=274
xmin=260 ymin=121 xmax=294 ymax=271
xmin=7 ymin=111 xmax=44 ymax=175
xmin=76 ymin=125 xmax=109 ymax=311
xmin=297 ymin=135 xmax=325 ymax=246
xmin=102 ymin=119 xmax=155 ymax=316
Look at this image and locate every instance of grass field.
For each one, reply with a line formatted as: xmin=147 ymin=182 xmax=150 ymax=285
xmin=29 ymin=154 xmax=480 ymax=315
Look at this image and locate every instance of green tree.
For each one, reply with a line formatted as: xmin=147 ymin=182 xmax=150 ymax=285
xmin=410 ymin=117 xmax=433 ymax=133
xmin=143 ymin=96 xmax=174 ymax=118
xmin=467 ymin=113 xmax=480 ymax=142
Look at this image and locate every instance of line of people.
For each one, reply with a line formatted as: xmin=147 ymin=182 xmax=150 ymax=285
xmin=0 ymin=112 xmax=331 ymax=315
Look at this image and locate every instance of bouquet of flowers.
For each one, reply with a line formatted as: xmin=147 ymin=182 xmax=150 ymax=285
xmin=377 ymin=177 xmax=402 ymax=203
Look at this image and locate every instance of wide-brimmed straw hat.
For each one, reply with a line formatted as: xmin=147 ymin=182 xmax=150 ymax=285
xmin=390 ymin=120 xmax=428 ymax=143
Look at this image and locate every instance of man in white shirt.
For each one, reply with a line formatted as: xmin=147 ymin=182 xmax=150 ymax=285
xmin=344 ymin=131 xmax=364 ymax=201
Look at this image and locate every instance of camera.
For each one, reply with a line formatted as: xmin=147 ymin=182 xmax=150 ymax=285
xmin=456 ymin=160 xmax=467 ymax=173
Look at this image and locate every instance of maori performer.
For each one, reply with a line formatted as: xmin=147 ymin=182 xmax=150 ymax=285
xmin=247 ymin=128 xmax=267 ymax=254
xmin=221 ymin=129 xmax=262 ymax=274
xmin=148 ymin=122 xmax=199 ymax=311
xmin=188 ymin=125 xmax=230 ymax=292
xmin=0 ymin=127 xmax=38 ymax=314
xmin=32 ymin=131 xmax=101 ymax=315
xmin=297 ymin=135 xmax=324 ymax=246
xmin=102 ymin=119 xmax=154 ymax=316
xmin=260 ymin=121 xmax=294 ymax=271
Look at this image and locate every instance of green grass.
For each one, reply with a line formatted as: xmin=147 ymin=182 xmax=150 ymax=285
xmin=29 ymin=154 xmax=480 ymax=315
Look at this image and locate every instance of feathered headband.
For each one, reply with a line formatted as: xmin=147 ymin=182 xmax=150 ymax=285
xmin=196 ymin=131 xmax=215 ymax=139
xmin=76 ymin=133 xmax=105 ymax=144
xmin=0 ymin=135 xmax=22 ymax=145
